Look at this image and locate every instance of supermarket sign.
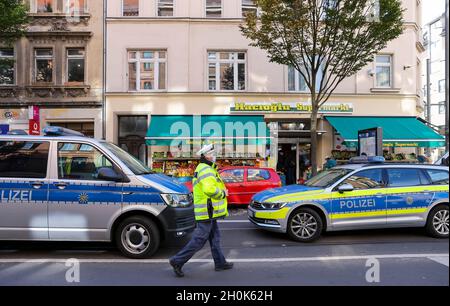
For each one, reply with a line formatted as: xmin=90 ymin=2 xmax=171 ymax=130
xmin=231 ymin=102 xmax=354 ymax=114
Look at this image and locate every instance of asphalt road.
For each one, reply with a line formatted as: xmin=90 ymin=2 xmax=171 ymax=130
xmin=0 ymin=208 xmax=448 ymax=286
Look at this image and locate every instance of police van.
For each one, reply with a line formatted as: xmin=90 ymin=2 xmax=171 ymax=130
xmin=0 ymin=127 xmax=195 ymax=258
xmin=248 ymin=157 xmax=449 ymax=242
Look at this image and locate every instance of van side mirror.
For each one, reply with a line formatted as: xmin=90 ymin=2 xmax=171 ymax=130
xmin=338 ymin=183 xmax=354 ymax=193
xmin=98 ymin=167 xmax=124 ymax=182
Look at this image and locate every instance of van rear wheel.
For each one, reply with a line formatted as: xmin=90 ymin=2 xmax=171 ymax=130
xmin=116 ymin=216 xmax=160 ymax=259
xmin=426 ymin=205 xmax=449 ymax=239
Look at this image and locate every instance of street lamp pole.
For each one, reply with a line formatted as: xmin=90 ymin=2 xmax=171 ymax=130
xmin=445 ymin=0 xmax=449 ymax=152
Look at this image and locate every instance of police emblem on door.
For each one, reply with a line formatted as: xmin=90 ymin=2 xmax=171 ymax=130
xmin=78 ymin=193 xmax=89 ymax=204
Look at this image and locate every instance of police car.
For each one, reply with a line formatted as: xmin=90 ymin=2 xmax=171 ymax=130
xmin=248 ymin=157 xmax=449 ymax=242
xmin=0 ymin=127 xmax=195 ymax=258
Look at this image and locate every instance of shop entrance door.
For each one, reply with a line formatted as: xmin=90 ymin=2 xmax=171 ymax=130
xmin=277 ymin=139 xmax=311 ymax=185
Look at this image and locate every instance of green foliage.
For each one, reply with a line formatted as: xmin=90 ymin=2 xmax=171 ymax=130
xmin=240 ymin=0 xmax=404 ymax=107
xmin=0 ymin=0 xmax=29 ymax=46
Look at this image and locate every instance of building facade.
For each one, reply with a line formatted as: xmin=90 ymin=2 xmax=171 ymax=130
xmin=105 ymin=0 xmax=442 ymax=183
xmin=422 ymin=14 xmax=447 ymax=159
xmin=0 ymin=0 xmax=103 ymax=138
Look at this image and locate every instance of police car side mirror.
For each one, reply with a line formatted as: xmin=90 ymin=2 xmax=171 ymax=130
xmin=338 ymin=184 xmax=354 ymax=193
xmin=98 ymin=167 xmax=124 ymax=182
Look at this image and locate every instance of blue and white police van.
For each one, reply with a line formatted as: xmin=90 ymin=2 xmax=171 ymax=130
xmin=248 ymin=157 xmax=449 ymax=242
xmin=0 ymin=127 xmax=195 ymax=258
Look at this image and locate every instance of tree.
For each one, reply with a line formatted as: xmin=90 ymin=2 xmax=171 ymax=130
xmin=0 ymin=0 xmax=28 ymax=70
xmin=240 ymin=0 xmax=404 ymax=175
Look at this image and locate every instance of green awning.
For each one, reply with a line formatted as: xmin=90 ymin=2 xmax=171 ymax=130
xmin=146 ymin=115 xmax=270 ymax=146
xmin=326 ymin=116 xmax=446 ymax=148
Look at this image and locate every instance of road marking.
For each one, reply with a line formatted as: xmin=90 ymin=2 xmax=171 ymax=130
xmin=0 ymin=254 xmax=447 ymax=264
xmin=219 ymin=220 xmax=250 ymax=223
xmin=428 ymin=256 xmax=449 ymax=267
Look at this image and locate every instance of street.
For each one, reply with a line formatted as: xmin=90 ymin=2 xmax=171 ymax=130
xmin=0 ymin=208 xmax=448 ymax=286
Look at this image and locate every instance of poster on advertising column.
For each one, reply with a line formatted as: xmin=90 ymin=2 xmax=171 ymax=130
xmin=28 ymin=106 xmax=40 ymax=135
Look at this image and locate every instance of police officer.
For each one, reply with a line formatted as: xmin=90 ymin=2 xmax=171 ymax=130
xmin=169 ymin=144 xmax=233 ymax=277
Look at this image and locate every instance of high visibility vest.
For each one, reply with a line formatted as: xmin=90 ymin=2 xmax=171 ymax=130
xmin=192 ymin=162 xmax=228 ymax=221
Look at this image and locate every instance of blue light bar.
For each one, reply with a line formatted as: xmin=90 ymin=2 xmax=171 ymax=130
xmin=349 ymin=156 xmax=385 ymax=164
xmin=43 ymin=126 xmax=85 ymax=137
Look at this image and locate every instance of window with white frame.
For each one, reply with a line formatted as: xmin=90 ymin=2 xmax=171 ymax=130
xmin=438 ymin=79 xmax=445 ymax=93
xmin=375 ymin=55 xmax=392 ymax=88
xmin=35 ymin=48 xmax=53 ymax=83
xmin=122 ymin=0 xmax=139 ymax=17
xmin=65 ymin=0 xmax=88 ymax=14
xmin=208 ymin=51 xmax=246 ymax=91
xmin=36 ymin=0 xmax=54 ymax=13
xmin=66 ymin=48 xmax=85 ymax=83
xmin=0 ymin=49 xmax=15 ymax=85
xmin=206 ymin=0 xmax=222 ymax=17
xmin=242 ymin=0 xmax=258 ymax=17
xmin=288 ymin=65 xmax=324 ymax=92
xmin=438 ymin=102 xmax=445 ymax=114
xmin=128 ymin=51 xmax=167 ymax=91
xmin=158 ymin=0 xmax=174 ymax=17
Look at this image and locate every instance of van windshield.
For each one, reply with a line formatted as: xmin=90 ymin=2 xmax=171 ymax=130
xmin=304 ymin=168 xmax=352 ymax=188
xmin=103 ymin=142 xmax=153 ymax=176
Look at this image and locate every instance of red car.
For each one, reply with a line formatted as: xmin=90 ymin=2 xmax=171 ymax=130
xmin=185 ymin=167 xmax=281 ymax=205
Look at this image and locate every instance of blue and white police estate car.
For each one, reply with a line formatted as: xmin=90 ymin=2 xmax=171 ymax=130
xmin=0 ymin=127 xmax=195 ymax=258
xmin=248 ymin=157 xmax=449 ymax=242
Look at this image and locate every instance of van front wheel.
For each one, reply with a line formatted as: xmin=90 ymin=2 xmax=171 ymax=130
xmin=116 ymin=216 xmax=160 ymax=259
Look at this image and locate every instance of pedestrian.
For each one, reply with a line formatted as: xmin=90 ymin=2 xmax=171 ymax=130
xmin=324 ymin=156 xmax=337 ymax=170
xmin=169 ymin=144 xmax=233 ymax=277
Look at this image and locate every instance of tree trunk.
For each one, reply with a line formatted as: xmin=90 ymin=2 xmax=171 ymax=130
xmin=310 ymin=109 xmax=319 ymax=176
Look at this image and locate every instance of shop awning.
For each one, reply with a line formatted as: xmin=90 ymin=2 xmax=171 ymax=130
xmin=325 ymin=116 xmax=446 ymax=148
xmin=146 ymin=115 xmax=270 ymax=146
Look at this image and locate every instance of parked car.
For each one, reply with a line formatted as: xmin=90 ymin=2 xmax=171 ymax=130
xmin=186 ymin=167 xmax=281 ymax=205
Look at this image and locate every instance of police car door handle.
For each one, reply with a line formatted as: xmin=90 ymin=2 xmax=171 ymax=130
xmin=31 ymin=182 xmax=44 ymax=189
xmin=123 ymin=192 xmax=134 ymax=195
xmin=54 ymin=182 xmax=68 ymax=190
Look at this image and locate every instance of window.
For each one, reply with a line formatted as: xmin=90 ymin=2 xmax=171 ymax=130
xmin=221 ymin=169 xmax=244 ymax=183
xmin=36 ymin=0 xmax=53 ymax=13
xmin=0 ymin=141 xmax=49 ymax=179
xmin=426 ymin=170 xmax=449 ymax=185
xmin=49 ymin=122 xmax=94 ymax=138
xmin=0 ymin=49 xmax=14 ymax=85
xmin=206 ymin=0 xmax=222 ymax=17
xmin=438 ymin=79 xmax=445 ymax=93
xmin=387 ymin=169 xmax=424 ymax=187
xmin=118 ymin=116 xmax=148 ymax=164
xmin=341 ymin=169 xmax=385 ymax=190
xmin=35 ymin=49 xmax=53 ymax=83
xmin=208 ymin=51 xmax=246 ymax=91
xmin=242 ymin=0 xmax=258 ymax=17
xmin=375 ymin=55 xmax=392 ymax=88
xmin=128 ymin=51 xmax=167 ymax=91
xmin=158 ymin=0 xmax=174 ymax=17
xmin=439 ymin=102 xmax=445 ymax=114
xmin=57 ymin=143 xmax=114 ymax=181
xmin=65 ymin=0 xmax=87 ymax=14
xmin=288 ymin=66 xmax=308 ymax=92
xmin=122 ymin=0 xmax=139 ymax=16
xmin=248 ymin=169 xmax=271 ymax=182
xmin=67 ymin=48 xmax=85 ymax=83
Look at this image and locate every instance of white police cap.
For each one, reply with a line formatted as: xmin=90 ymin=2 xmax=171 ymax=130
xmin=197 ymin=143 xmax=215 ymax=156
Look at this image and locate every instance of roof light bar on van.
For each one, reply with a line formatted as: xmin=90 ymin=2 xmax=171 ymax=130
xmin=349 ymin=156 xmax=385 ymax=164
xmin=43 ymin=126 xmax=85 ymax=137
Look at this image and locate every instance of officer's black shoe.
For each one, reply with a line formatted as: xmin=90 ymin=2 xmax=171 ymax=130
xmin=169 ymin=260 xmax=185 ymax=278
xmin=215 ymin=262 xmax=234 ymax=271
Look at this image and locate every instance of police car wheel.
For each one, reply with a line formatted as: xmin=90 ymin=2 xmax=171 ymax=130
xmin=426 ymin=205 xmax=449 ymax=239
xmin=287 ymin=208 xmax=323 ymax=242
xmin=116 ymin=216 xmax=160 ymax=259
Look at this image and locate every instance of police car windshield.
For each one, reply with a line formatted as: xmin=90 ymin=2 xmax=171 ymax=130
xmin=304 ymin=168 xmax=352 ymax=188
xmin=103 ymin=142 xmax=153 ymax=175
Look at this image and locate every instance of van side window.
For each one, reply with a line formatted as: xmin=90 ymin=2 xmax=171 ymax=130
xmin=426 ymin=170 xmax=449 ymax=185
xmin=0 ymin=141 xmax=49 ymax=179
xmin=387 ymin=168 xmax=423 ymax=187
xmin=58 ymin=143 xmax=113 ymax=181
xmin=341 ymin=169 xmax=385 ymax=190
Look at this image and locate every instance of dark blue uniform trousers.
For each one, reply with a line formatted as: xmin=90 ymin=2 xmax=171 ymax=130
xmin=170 ymin=220 xmax=227 ymax=267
